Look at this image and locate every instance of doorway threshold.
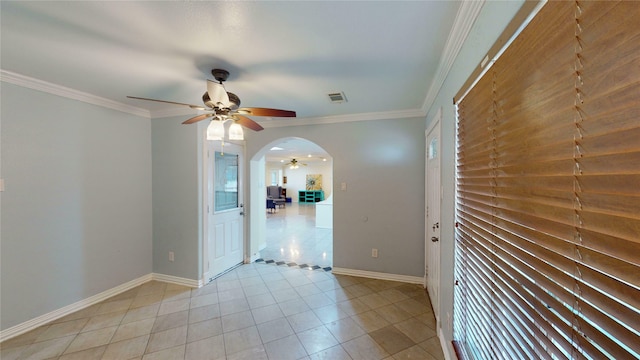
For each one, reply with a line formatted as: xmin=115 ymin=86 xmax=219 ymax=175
xmin=255 ymin=258 xmax=332 ymax=272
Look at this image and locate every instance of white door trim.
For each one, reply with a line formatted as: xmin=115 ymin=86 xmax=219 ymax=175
xmin=425 ymin=107 xmax=442 ymax=323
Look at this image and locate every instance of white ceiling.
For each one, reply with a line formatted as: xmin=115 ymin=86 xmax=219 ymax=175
xmin=1 ymin=1 xmax=469 ymax=159
xmin=266 ymin=138 xmax=330 ymax=164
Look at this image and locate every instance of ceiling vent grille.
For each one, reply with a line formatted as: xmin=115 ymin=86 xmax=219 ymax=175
xmin=328 ymin=91 xmax=347 ymax=103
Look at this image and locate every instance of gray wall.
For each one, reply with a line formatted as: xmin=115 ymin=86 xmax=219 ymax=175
xmin=423 ymin=0 xmax=526 ymax=355
xmin=150 ymin=116 xmax=202 ymax=280
xmin=246 ymin=117 xmax=426 ymax=277
xmin=1 ymin=83 xmax=152 ymax=330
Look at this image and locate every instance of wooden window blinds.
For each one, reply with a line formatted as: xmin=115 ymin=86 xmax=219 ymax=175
xmin=454 ymin=1 xmax=640 ymax=359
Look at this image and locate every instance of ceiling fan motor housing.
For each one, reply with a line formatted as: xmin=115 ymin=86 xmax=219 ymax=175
xmin=211 ymin=68 xmax=230 ymax=83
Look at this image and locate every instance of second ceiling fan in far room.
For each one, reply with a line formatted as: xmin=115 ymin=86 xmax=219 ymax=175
xmin=284 ymin=158 xmax=307 ymax=169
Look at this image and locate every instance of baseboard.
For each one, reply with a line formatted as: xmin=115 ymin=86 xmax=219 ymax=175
xmin=439 ymin=327 xmax=453 ymax=360
xmin=151 ymin=273 xmax=202 ymax=288
xmin=0 ymin=273 xmax=152 ymax=342
xmin=331 ymin=267 xmax=424 ymax=284
xmin=0 ymin=272 xmax=204 ymax=343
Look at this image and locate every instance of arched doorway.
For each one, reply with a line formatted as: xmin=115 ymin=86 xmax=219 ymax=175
xmin=249 ymin=137 xmax=333 ymax=269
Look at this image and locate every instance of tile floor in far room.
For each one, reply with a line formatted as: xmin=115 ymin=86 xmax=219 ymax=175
xmin=261 ymin=202 xmax=333 ymax=269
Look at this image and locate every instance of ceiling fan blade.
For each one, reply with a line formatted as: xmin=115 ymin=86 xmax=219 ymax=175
xmin=182 ymin=113 xmax=215 ymax=125
xmin=233 ymin=114 xmax=264 ymax=131
xmin=237 ymin=107 xmax=296 ymax=117
xmin=206 ymin=80 xmax=231 ymax=108
xmin=127 ymin=96 xmax=205 ymax=110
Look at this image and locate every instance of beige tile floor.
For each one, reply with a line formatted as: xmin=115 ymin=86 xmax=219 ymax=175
xmin=1 ymin=264 xmax=445 ymax=360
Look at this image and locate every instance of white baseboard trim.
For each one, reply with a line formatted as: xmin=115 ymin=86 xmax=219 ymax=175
xmin=0 ymin=273 xmax=204 ymax=342
xmin=439 ymin=327 xmax=453 ymax=360
xmin=0 ymin=274 xmax=152 ymax=342
xmin=151 ymin=273 xmax=202 ymax=288
xmin=331 ymin=267 xmax=424 ymax=284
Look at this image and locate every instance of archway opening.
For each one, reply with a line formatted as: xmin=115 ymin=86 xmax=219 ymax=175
xmin=249 ymin=137 xmax=333 ymax=269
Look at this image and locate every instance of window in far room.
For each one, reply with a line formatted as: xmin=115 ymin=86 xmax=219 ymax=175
xmin=270 ymin=169 xmax=282 ymax=186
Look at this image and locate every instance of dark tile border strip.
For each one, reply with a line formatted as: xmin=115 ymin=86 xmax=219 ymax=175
xmin=255 ymin=258 xmax=332 ymax=272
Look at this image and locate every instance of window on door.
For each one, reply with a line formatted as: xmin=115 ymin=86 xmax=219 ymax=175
xmin=214 ymin=151 xmax=238 ymax=212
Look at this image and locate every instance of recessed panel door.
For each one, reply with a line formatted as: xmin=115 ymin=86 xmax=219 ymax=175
xmin=206 ymin=142 xmax=244 ymax=281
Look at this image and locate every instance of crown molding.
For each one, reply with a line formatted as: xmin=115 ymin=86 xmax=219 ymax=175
xmin=421 ymin=0 xmax=485 ymax=115
xmin=0 ymin=69 xmax=150 ymax=118
xmin=153 ymin=106 xmax=425 ymax=125
xmin=259 ymin=108 xmax=426 ymax=129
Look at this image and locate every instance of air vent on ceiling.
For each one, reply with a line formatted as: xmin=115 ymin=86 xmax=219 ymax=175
xmin=328 ymin=91 xmax=347 ymax=103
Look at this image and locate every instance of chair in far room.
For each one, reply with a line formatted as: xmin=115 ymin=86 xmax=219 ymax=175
xmin=266 ymin=199 xmax=276 ymax=213
xmin=267 ymin=185 xmax=286 ymax=208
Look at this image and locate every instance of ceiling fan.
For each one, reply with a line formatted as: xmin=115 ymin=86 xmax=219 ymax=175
xmin=285 ymin=158 xmax=307 ymax=169
xmin=127 ymin=69 xmax=296 ymax=136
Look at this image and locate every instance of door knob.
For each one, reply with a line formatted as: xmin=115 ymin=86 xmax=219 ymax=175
xmin=432 ymin=222 xmax=439 ymax=231
xmin=431 ymin=236 xmax=439 ymax=242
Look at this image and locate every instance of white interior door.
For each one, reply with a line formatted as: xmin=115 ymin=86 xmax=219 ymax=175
xmin=205 ymin=142 xmax=244 ymax=282
xmin=425 ymin=114 xmax=441 ymax=323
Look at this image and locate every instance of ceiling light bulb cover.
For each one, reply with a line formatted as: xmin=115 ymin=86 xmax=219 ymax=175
xmin=207 ymin=120 xmax=225 ymax=140
xmin=228 ymin=123 xmax=244 ymax=140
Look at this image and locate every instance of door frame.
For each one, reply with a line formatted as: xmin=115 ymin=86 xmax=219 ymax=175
xmin=201 ymin=138 xmax=247 ymax=283
xmin=425 ymin=108 xmax=442 ymax=320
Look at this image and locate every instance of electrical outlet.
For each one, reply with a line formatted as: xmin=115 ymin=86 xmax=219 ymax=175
xmin=372 ymin=248 xmax=378 ymax=258
xmin=341 ymin=182 xmax=347 ymax=191
xmin=169 ymin=251 xmax=175 ymax=262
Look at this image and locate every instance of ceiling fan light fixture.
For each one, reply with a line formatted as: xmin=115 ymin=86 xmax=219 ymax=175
xmin=207 ymin=120 xmax=225 ymax=140
xmin=228 ymin=123 xmax=244 ymax=141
